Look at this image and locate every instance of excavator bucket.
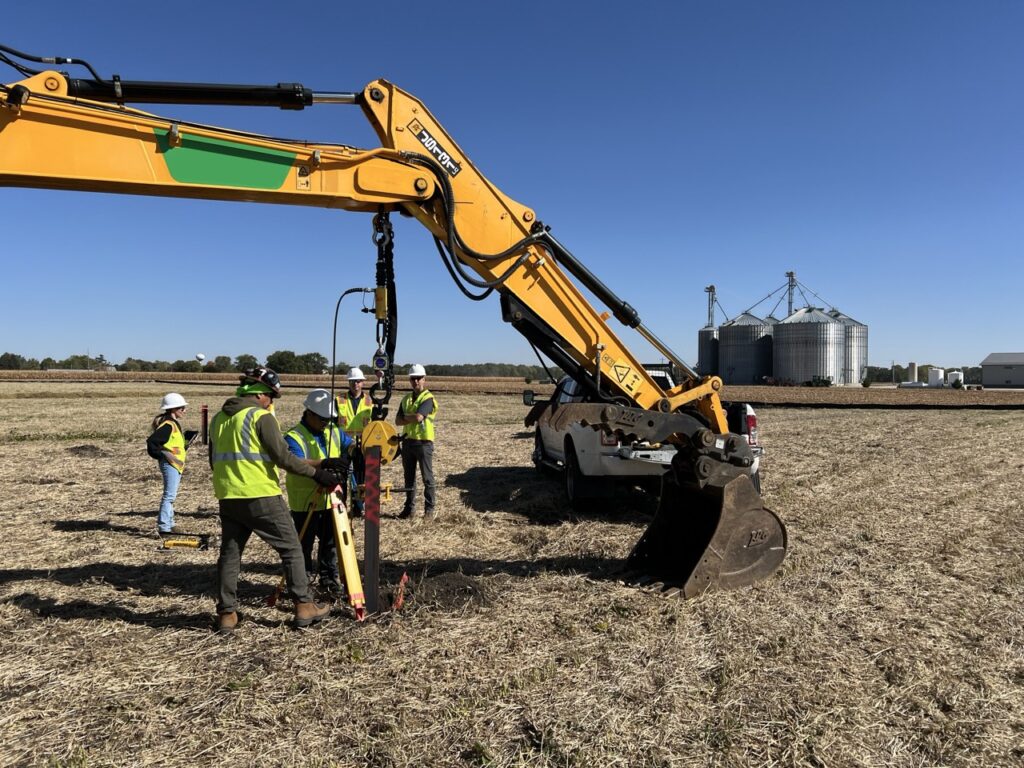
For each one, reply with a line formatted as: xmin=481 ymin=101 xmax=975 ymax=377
xmin=626 ymin=474 xmax=787 ymax=598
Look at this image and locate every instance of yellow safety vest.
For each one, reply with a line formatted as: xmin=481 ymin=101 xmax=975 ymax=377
xmin=159 ymin=418 xmax=187 ymax=473
xmin=210 ymin=406 xmax=281 ymax=499
xmin=401 ymin=389 xmax=437 ymax=442
xmin=285 ymin=421 xmax=343 ymax=512
xmin=337 ymin=393 xmax=373 ymax=438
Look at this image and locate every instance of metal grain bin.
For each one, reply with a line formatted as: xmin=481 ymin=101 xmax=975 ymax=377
xmin=773 ymin=308 xmax=844 ymax=385
xmin=719 ymin=312 xmax=773 ymax=384
xmin=697 ymin=326 xmax=719 ymax=376
xmin=829 ymin=309 xmax=869 ymax=385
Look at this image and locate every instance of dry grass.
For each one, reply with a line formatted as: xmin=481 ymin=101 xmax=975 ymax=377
xmin=0 ymin=382 xmax=1021 ymax=767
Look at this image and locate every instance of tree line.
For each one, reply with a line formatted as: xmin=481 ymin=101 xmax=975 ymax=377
xmin=0 ymin=351 xmax=561 ymax=380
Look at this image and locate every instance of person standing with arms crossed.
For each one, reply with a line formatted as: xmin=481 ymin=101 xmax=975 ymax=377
xmin=209 ymin=367 xmax=338 ymax=633
xmin=396 ymin=364 xmax=438 ymax=519
xmin=336 ymin=367 xmax=373 ymax=515
xmin=285 ymin=388 xmax=353 ymax=598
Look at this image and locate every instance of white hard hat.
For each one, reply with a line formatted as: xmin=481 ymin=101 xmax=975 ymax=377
xmin=161 ymin=393 xmax=187 ymax=411
xmin=303 ymin=388 xmax=337 ymax=419
xmin=347 ymin=367 xmax=366 ymax=381
xmin=409 ymin=364 xmax=426 ymax=377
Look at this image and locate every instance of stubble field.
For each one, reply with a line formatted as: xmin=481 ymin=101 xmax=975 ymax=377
xmin=0 ymin=382 xmax=1021 ymax=767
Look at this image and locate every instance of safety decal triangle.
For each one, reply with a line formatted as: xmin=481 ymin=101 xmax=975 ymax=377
xmin=613 ymin=365 xmax=631 ymax=383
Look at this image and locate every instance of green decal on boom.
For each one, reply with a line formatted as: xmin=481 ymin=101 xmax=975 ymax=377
xmin=154 ymin=129 xmax=296 ymax=189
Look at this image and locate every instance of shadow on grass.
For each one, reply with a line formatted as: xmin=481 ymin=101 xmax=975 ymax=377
xmin=0 ymin=555 xmax=632 ymax=625
xmin=444 ymin=466 xmax=659 ymax=524
xmin=376 ymin=553 xmax=628 ymax=601
xmin=6 ymin=593 xmax=286 ymax=630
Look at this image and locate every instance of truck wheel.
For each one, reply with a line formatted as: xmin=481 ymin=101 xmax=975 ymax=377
xmin=532 ymin=428 xmax=553 ymax=475
xmin=564 ymin=443 xmax=593 ymax=511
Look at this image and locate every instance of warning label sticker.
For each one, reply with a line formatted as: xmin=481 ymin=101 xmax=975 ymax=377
xmin=610 ymin=359 xmax=642 ymax=393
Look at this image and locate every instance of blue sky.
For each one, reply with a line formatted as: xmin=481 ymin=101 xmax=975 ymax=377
xmin=2 ymin=1 xmax=1021 ymax=369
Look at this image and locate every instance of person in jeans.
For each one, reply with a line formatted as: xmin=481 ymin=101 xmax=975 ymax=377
xmin=396 ymin=364 xmax=438 ymax=519
xmin=208 ymin=367 xmax=339 ymax=633
xmin=146 ymin=392 xmax=193 ymax=535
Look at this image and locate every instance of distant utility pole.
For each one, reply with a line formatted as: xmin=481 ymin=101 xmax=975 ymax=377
xmin=891 ymin=360 xmax=895 ymax=384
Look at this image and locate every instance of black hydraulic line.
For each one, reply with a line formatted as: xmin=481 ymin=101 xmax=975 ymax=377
xmin=538 ymin=230 xmax=641 ymax=329
xmin=0 ymin=42 xmax=103 ymax=80
xmin=402 ymin=153 xmax=546 ymax=263
xmin=329 ymin=287 xmax=375 ymax=456
xmin=434 ymin=236 xmax=530 ymax=292
xmin=529 ymin=343 xmax=560 ymax=385
xmin=433 ymin=238 xmax=493 ymax=301
xmin=0 ymin=52 xmax=36 ymax=78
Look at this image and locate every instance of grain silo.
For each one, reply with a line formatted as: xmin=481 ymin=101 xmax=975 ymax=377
xmin=773 ymin=308 xmax=844 ymax=385
xmin=828 ymin=309 xmax=869 ymax=385
xmin=718 ymin=312 xmax=773 ymax=384
xmin=697 ymin=285 xmax=720 ymax=376
xmin=697 ymin=327 xmax=719 ymax=376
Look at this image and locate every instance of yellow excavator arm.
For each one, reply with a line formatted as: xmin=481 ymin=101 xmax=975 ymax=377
xmin=0 ymin=50 xmax=786 ymax=596
xmin=0 ymin=68 xmax=721 ymax=422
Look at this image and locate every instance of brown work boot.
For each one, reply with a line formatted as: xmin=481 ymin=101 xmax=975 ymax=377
xmin=294 ymin=600 xmax=331 ymax=628
xmin=215 ymin=611 xmax=239 ymax=634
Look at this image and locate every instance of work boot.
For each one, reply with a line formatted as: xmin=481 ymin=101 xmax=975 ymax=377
xmin=215 ymin=611 xmax=239 ymax=634
xmin=424 ymin=508 xmax=437 ymax=519
xmin=293 ymin=600 xmax=331 ymax=628
xmin=398 ymin=507 xmax=418 ymax=520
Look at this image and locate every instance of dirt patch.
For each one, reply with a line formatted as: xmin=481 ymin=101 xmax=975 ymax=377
xmin=66 ymin=444 xmax=109 ymax=457
xmin=412 ymin=572 xmax=492 ymax=609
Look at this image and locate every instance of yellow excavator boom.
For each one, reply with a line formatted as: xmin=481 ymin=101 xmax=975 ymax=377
xmin=0 ymin=52 xmax=786 ymax=596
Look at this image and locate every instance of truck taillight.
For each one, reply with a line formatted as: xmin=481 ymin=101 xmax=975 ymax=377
xmin=745 ymin=413 xmax=758 ymax=445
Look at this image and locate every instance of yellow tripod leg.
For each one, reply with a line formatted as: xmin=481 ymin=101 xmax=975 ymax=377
xmin=329 ymin=488 xmax=366 ymax=621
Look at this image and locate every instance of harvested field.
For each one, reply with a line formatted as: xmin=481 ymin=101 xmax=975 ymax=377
xmin=0 ymin=371 xmax=555 ymax=397
xmin=724 ymin=384 xmax=1024 ymax=408
xmin=0 ymin=382 xmax=1022 ymax=767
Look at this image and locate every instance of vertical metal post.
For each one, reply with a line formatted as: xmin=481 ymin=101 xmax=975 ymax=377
xmin=363 ymin=445 xmax=381 ymax=614
xmin=201 ymin=404 xmax=209 ymax=444
xmin=704 ymin=285 xmax=716 ymax=328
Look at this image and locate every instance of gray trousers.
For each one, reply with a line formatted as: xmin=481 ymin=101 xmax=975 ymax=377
xmin=216 ymin=495 xmax=312 ymax=613
xmin=401 ymin=440 xmax=435 ymax=513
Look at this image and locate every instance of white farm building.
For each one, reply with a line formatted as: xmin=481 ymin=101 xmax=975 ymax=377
xmin=980 ymin=353 xmax=1024 ymax=388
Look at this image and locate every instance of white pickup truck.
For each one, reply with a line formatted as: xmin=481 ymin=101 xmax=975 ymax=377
xmin=525 ymin=371 xmax=763 ymax=510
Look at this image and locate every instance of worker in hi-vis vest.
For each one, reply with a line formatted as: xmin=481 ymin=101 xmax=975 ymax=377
xmin=208 ymin=367 xmax=342 ymax=634
xmin=285 ymin=388 xmax=353 ymax=597
xmin=335 ymin=366 xmax=373 ymax=514
xmin=395 ymin=364 xmax=438 ymax=519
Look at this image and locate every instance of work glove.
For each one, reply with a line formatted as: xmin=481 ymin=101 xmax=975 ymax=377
xmin=313 ymin=468 xmax=343 ymax=489
xmin=319 ymin=456 xmax=351 ymax=476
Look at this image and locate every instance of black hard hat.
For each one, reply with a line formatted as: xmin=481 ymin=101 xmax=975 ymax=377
xmin=239 ymin=366 xmax=282 ymax=398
